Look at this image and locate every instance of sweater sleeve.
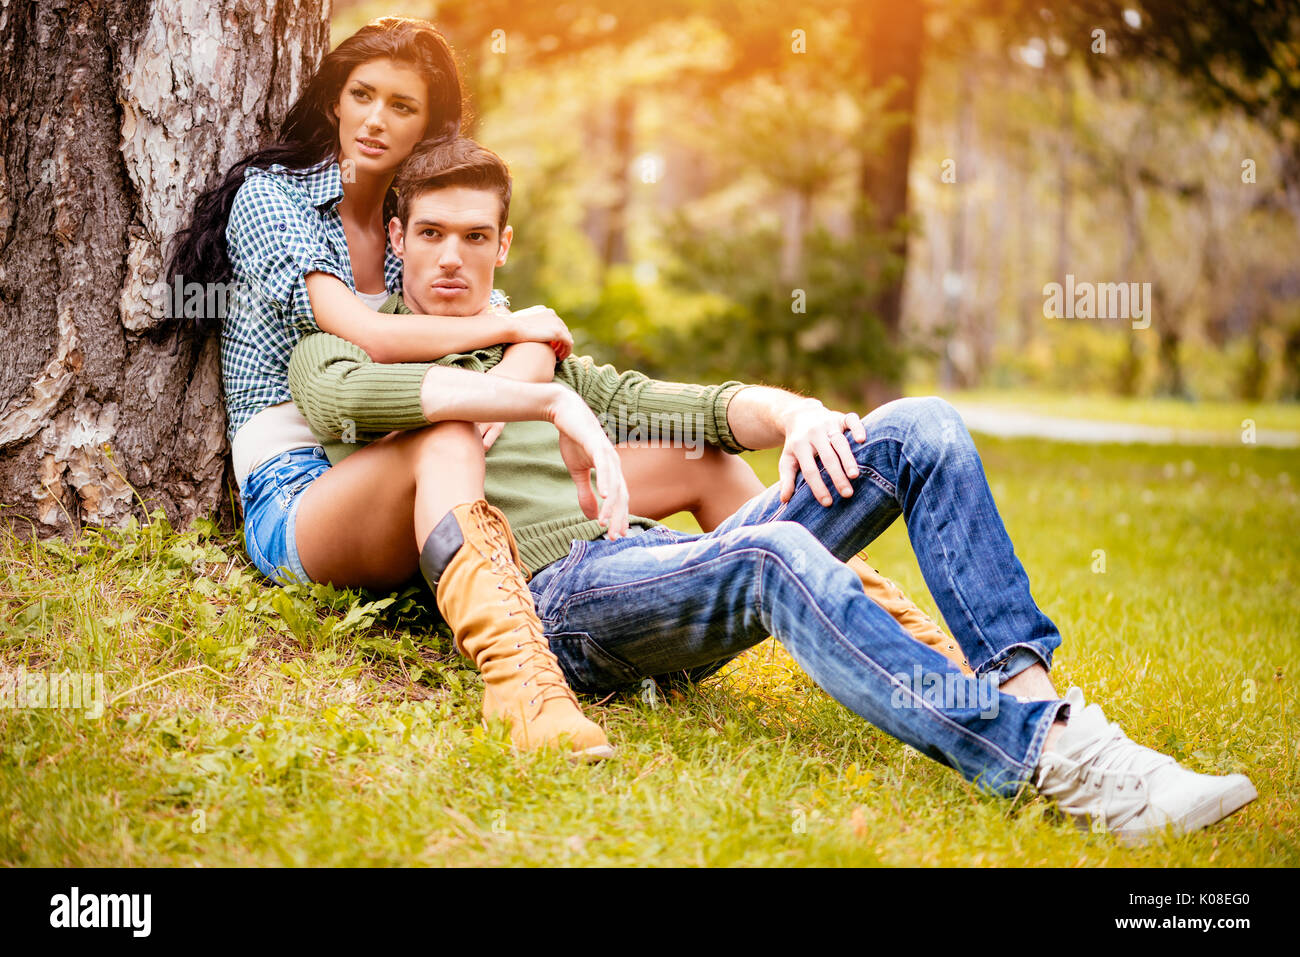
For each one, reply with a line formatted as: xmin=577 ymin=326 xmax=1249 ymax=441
xmin=554 ymin=355 xmax=753 ymax=454
xmin=288 ymin=333 xmax=430 ymax=440
xmin=288 ymin=333 xmax=515 ymax=440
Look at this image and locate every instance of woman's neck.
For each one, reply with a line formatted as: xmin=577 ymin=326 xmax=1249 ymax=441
xmin=336 ymin=167 xmax=393 ymax=232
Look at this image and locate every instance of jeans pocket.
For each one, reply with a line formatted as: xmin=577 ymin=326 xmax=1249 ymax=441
xmin=547 ymin=631 xmax=641 ymax=694
xmin=534 ymin=539 xmax=588 ymax=620
xmin=242 ymin=513 xmax=273 ymax=578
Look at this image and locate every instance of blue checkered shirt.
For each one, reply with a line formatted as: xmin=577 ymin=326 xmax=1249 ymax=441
xmin=221 ymin=159 xmax=507 ymax=441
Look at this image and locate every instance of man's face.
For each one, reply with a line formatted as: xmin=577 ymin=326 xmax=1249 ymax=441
xmin=389 ymin=187 xmax=512 ymax=316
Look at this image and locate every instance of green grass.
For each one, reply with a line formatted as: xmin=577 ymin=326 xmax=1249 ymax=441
xmin=936 ymin=387 xmax=1300 ymax=436
xmin=1 ymin=435 xmax=1297 ymax=866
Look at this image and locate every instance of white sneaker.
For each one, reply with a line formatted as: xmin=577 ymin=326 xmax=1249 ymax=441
xmin=1035 ymin=687 xmax=1258 ymax=845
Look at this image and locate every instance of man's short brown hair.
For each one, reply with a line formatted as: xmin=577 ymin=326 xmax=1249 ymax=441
xmin=393 ymin=137 xmax=512 ymax=232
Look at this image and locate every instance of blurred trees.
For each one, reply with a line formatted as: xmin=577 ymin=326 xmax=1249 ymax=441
xmin=910 ymin=0 xmax=1300 ymax=400
xmin=332 ymin=1 xmax=1300 ymax=403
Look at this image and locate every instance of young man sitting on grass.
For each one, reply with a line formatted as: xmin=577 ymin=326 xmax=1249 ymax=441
xmin=287 ymin=137 xmax=1257 ymax=844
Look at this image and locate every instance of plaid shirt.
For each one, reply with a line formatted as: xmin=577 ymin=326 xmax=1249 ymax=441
xmin=221 ymin=158 xmax=507 ymax=441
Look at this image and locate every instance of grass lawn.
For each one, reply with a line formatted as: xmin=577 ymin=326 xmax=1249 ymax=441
xmin=1 ymin=435 xmax=1296 ymax=866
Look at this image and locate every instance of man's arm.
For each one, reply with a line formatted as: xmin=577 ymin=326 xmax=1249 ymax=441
xmin=724 ymin=385 xmax=868 ymax=506
xmin=287 ymin=332 xmax=629 ymax=534
xmin=556 ymin=355 xmax=752 ymax=454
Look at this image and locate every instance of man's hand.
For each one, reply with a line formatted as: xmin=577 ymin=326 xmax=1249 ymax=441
xmin=777 ymin=400 xmax=868 ymax=506
xmin=477 ymin=421 xmax=505 ymax=450
xmin=506 ymin=305 xmax=574 ymax=361
xmin=546 ymin=391 xmax=629 ymax=538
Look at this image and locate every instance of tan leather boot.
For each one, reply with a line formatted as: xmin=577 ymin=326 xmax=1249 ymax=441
xmin=846 ymin=554 xmax=974 ymax=676
xmin=419 ymin=500 xmax=614 ymax=761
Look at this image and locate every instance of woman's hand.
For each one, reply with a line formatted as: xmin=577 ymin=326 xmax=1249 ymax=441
xmin=506 ymin=305 xmax=574 ymax=361
xmin=546 ymin=391 xmax=629 ymax=538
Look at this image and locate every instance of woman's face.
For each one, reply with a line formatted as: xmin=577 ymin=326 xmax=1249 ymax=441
xmin=333 ymin=58 xmax=430 ymax=179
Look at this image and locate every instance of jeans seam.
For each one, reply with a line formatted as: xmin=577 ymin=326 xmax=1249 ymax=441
xmin=979 ymin=642 xmax=1051 ymax=682
xmin=1022 ymin=697 xmax=1071 ymax=789
xmin=895 ymin=435 xmax=1003 ymax=668
xmin=760 ymin=547 xmax=1036 ymax=777
xmin=539 ymin=539 xmax=588 ymax=620
xmin=554 ymin=541 xmax=1035 ymax=779
xmin=282 ymin=489 xmax=310 ymax=584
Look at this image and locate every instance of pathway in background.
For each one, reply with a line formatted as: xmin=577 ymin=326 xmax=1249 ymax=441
xmin=950 ymin=402 xmax=1300 ymax=448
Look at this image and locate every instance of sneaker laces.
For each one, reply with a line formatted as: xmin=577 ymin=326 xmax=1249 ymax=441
xmin=1039 ymin=707 xmax=1177 ymax=828
xmin=1072 ymin=721 xmax=1174 ymax=786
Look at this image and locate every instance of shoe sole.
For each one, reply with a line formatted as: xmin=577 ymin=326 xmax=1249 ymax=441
xmin=1116 ymin=777 xmax=1259 ymax=846
xmin=566 ymin=744 xmax=616 ymax=763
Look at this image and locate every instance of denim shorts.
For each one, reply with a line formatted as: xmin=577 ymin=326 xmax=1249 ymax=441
xmin=240 ymin=446 xmax=330 ymax=585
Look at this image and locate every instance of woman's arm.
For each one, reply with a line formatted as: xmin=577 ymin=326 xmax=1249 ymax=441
xmin=477 ymin=341 xmax=561 ymax=448
xmin=304 ymin=272 xmax=573 ymax=365
xmin=487 ymin=341 xmax=558 ymax=383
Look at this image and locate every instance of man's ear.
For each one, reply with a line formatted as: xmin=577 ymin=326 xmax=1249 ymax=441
xmin=495 ymin=225 xmax=513 ymax=267
xmin=388 ymin=217 xmax=405 ymax=258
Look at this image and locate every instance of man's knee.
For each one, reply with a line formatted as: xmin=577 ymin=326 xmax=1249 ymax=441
xmin=735 ymin=521 xmax=827 ymax=575
xmin=866 ymin=396 xmax=971 ymax=455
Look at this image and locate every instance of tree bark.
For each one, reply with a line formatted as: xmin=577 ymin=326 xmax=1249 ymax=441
xmin=0 ymin=0 xmax=330 ymax=535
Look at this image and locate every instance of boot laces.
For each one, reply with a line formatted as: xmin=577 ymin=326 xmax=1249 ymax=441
xmin=470 ymin=505 xmax=577 ymax=709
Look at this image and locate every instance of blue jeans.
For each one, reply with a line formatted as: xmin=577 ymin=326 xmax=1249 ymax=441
xmin=528 ymin=397 xmax=1068 ymax=795
xmin=241 ymin=447 xmax=330 ymax=585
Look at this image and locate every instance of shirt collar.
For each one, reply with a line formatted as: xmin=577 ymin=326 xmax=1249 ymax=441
xmin=296 ymin=159 xmax=344 ymax=211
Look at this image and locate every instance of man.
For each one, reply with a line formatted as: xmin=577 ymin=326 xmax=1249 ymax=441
xmin=288 ymin=138 xmax=1257 ymax=843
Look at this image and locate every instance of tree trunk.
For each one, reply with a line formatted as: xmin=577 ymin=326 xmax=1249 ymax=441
xmin=0 ymin=0 xmax=330 ymax=535
xmin=858 ymin=0 xmax=924 ymax=409
xmin=601 ymin=90 xmax=635 ymax=270
xmin=944 ymin=61 xmax=975 ymax=389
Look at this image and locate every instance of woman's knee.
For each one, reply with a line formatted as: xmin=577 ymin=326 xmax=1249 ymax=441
xmin=405 ymin=421 xmax=485 ymax=464
xmin=687 ymin=444 xmax=763 ymax=498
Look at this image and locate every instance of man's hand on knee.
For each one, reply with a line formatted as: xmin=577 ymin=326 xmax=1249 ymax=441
xmin=723 ymin=385 xmax=867 ymax=506
xmin=777 ymin=402 xmax=867 ymax=506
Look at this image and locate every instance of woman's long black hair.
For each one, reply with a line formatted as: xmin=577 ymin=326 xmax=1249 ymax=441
xmin=166 ymin=17 xmax=464 ymax=311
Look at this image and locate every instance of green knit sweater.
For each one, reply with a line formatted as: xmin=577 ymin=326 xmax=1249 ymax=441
xmin=287 ymin=293 xmax=751 ymax=574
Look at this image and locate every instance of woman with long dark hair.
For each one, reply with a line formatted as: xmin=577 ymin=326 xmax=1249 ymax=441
xmin=170 ymin=16 xmax=969 ymax=761
xmin=170 ymin=17 xmax=633 ymax=760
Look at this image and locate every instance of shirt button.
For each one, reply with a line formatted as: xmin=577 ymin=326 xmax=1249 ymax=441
xmin=278 ymin=223 xmax=287 ymax=231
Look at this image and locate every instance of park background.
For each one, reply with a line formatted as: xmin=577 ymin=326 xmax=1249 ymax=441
xmin=1 ymin=1 xmax=1297 ymax=866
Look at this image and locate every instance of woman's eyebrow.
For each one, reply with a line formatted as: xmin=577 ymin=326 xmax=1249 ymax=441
xmin=352 ymin=80 xmax=422 ymax=107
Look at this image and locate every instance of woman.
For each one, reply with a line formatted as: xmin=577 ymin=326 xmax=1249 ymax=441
xmin=168 ymin=17 xmax=964 ymax=759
